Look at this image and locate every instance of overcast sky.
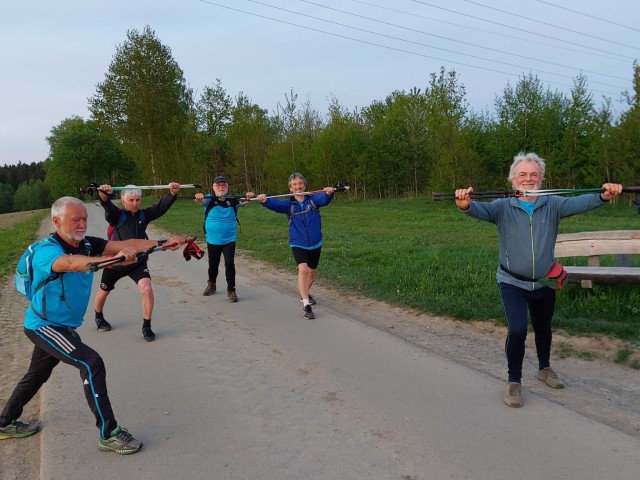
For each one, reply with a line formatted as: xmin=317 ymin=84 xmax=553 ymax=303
xmin=2 ymin=0 xmax=638 ymax=167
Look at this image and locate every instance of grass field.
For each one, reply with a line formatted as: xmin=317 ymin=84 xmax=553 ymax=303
xmin=0 ymin=210 xmax=48 ymax=279
xmin=153 ymin=195 xmax=640 ymax=341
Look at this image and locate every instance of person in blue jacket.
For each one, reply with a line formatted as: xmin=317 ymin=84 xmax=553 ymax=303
xmin=454 ymin=152 xmax=623 ymax=408
xmin=255 ymin=173 xmax=335 ymax=319
xmin=195 ymin=176 xmax=248 ymax=302
xmin=0 ymin=196 xmax=186 ymax=452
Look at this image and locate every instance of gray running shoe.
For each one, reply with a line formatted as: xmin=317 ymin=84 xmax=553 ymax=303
xmin=98 ymin=426 xmax=143 ymax=455
xmin=537 ymin=367 xmax=564 ymax=389
xmin=0 ymin=420 xmax=40 ymax=440
xmin=503 ymin=382 xmax=523 ymax=408
xmin=303 ymin=305 xmax=315 ymax=320
xmin=95 ymin=315 xmax=112 ymax=332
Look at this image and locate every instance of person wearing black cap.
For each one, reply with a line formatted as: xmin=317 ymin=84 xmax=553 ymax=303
xmin=195 ymin=176 xmax=248 ymax=302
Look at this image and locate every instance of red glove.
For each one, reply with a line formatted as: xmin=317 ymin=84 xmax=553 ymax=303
xmin=183 ymin=241 xmax=205 ymax=261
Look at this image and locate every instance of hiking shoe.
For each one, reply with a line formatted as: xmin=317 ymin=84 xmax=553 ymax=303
xmin=300 ymin=295 xmax=317 ymax=306
xmin=503 ymin=382 xmax=523 ymax=408
xmin=203 ymin=281 xmax=216 ymax=296
xmin=95 ymin=317 xmax=111 ymax=332
xmin=0 ymin=420 xmax=40 ymax=440
xmin=303 ymin=305 xmax=315 ymax=320
xmin=142 ymin=324 xmax=156 ymax=342
xmin=98 ymin=426 xmax=142 ymax=455
xmin=537 ymin=367 xmax=565 ymax=389
xmin=227 ymin=289 xmax=238 ymax=303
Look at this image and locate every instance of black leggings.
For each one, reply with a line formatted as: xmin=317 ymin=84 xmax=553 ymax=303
xmin=499 ymin=283 xmax=556 ymax=383
xmin=207 ymin=242 xmax=236 ymax=291
xmin=0 ymin=326 xmax=118 ymax=439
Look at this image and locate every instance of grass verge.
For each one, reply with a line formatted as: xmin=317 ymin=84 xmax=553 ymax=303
xmin=0 ymin=210 xmax=49 ymax=279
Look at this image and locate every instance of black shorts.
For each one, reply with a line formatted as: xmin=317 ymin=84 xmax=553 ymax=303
xmin=291 ymin=246 xmax=322 ymax=269
xmin=99 ymin=263 xmax=150 ymax=291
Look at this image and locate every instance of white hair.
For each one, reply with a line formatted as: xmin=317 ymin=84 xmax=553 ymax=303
xmin=507 ymin=151 xmax=546 ymax=182
xmin=121 ymin=185 xmax=142 ymax=199
xmin=51 ymin=196 xmax=85 ymax=220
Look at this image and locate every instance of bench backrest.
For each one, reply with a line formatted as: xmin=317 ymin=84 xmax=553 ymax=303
xmin=555 ymin=230 xmax=640 ymax=258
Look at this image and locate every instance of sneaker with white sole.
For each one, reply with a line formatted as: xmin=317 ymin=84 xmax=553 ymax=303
xmin=503 ymin=382 xmax=523 ymax=408
xmin=98 ymin=426 xmax=142 ymax=455
xmin=0 ymin=420 xmax=40 ymax=440
xmin=537 ymin=367 xmax=564 ymax=389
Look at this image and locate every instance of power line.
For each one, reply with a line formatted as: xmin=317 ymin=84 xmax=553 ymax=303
xmin=532 ymin=0 xmax=640 ymax=33
xmin=457 ymin=0 xmax=640 ymax=51
xmin=197 ymin=0 xmax=621 ymax=97
xmin=293 ymin=0 xmax=627 ymax=86
xmin=409 ymin=0 xmax=637 ymax=60
xmin=351 ymin=0 xmax=626 ymax=63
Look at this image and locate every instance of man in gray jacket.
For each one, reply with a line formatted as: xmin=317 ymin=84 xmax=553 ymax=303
xmin=454 ymin=152 xmax=622 ymax=408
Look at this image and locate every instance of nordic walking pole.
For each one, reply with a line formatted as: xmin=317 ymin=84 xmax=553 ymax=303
xmin=433 ymin=186 xmax=640 ymax=201
xmin=86 ymin=243 xmax=179 ymax=272
xmin=85 ymin=235 xmax=199 ymax=272
xmin=79 ymin=183 xmax=202 ymax=195
xmin=248 ymin=183 xmax=350 ymax=201
xmin=433 ymin=190 xmax=516 ymax=200
xmin=110 ymin=184 xmax=202 ymax=191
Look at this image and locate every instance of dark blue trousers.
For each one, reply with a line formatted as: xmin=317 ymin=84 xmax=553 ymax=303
xmin=499 ymin=283 xmax=556 ymax=383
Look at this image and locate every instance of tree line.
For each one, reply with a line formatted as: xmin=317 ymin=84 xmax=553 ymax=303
xmin=2 ymin=25 xmax=639 ymax=212
xmin=0 ymin=162 xmax=47 ymax=213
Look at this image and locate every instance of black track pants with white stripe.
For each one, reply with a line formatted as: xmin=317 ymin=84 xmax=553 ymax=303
xmin=0 ymin=326 xmax=118 ymax=439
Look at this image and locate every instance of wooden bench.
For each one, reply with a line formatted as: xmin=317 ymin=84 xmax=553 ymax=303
xmin=554 ymin=230 xmax=640 ymax=288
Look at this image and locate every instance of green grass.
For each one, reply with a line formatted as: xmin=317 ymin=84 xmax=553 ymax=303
xmin=0 ymin=211 xmax=49 ymax=279
xmin=554 ymin=341 xmax=597 ymax=361
xmin=614 ymin=348 xmax=633 ymax=364
xmin=154 ymin=196 xmax=640 ymax=340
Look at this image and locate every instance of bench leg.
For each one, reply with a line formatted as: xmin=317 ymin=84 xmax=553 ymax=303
xmin=580 ymin=280 xmax=593 ymax=289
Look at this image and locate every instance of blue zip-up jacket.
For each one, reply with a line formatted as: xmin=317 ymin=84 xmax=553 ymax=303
xmin=464 ymin=193 xmax=609 ymax=290
xmin=262 ymin=193 xmax=334 ymax=247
